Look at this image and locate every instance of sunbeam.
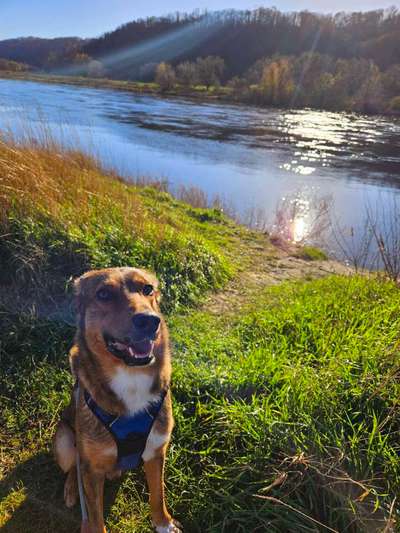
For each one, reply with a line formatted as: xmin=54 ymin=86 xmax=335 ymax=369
xmin=58 ymin=15 xmax=223 ymax=77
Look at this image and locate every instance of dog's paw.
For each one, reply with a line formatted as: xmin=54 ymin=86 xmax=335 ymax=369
xmin=64 ymin=482 xmax=78 ymax=508
xmin=154 ymin=520 xmax=182 ymax=533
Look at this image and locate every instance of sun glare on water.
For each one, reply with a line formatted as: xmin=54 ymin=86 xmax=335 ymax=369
xmin=292 ymin=216 xmax=307 ymax=242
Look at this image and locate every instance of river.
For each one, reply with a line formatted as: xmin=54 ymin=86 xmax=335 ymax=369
xmin=1 ymin=78 xmax=400 ymax=259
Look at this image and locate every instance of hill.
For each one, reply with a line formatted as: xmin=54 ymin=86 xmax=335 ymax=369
xmin=81 ymin=8 xmax=400 ymax=79
xmin=0 ymin=136 xmax=399 ymax=532
xmin=0 ymin=37 xmax=85 ymax=69
xmin=1 ymin=8 xmax=399 ymax=80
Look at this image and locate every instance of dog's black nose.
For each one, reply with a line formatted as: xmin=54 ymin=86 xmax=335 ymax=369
xmin=132 ymin=313 xmax=160 ymax=335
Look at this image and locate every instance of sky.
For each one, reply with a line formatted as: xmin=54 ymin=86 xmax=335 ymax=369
xmin=1 ymin=0 xmax=400 ymax=40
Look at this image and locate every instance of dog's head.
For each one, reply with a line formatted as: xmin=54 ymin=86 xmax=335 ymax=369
xmin=74 ymin=267 xmax=164 ymax=368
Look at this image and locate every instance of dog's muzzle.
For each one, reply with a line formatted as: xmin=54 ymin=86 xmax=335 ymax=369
xmin=104 ymin=313 xmax=160 ymax=367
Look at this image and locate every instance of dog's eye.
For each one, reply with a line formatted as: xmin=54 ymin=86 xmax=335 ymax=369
xmin=96 ymin=288 xmax=113 ymax=301
xmin=142 ymin=284 xmax=154 ymax=296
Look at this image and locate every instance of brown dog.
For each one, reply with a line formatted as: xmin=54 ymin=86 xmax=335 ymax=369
xmin=53 ymin=267 xmax=181 ymax=533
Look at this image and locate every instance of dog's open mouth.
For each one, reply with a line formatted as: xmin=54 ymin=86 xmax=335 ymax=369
xmin=104 ymin=335 xmax=154 ymax=366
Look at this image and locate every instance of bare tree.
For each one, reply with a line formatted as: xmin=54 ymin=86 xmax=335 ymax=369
xmin=196 ymin=56 xmax=225 ymax=89
xmin=366 ymin=197 xmax=400 ymax=282
xmin=331 ymin=220 xmax=374 ymax=273
xmin=155 ymin=62 xmax=176 ymax=91
xmin=267 ymin=193 xmax=332 ymax=245
xmin=176 ymin=61 xmax=197 ymax=86
xmin=176 ymin=184 xmax=208 ymax=208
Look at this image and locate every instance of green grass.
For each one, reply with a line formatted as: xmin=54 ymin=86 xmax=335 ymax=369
xmin=1 ymin=142 xmax=399 ymax=532
xmin=168 ymin=276 xmax=400 ymax=532
xmin=1 ymin=276 xmax=399 ymax=531
xmin=293 ymin=246 xmax=328 ymax=261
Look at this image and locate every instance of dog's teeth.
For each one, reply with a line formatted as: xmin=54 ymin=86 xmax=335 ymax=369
xmin=128 ymin=346 xmax=135 ymax=357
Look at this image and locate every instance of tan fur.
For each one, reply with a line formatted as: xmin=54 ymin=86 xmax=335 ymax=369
xmin=53 ymin=267 xmax=180 ymax=533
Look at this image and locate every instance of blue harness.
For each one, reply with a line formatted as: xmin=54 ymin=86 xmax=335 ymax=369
xmin=84 ymin=388 xmax=167 ymax=471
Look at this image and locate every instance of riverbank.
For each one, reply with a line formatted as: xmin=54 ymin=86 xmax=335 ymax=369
xmin=0 ymin=139 xmax=399 ymax=532
xmin=0 ymin=70 xmax=232 ymax=104
xmin=1 ymin=70 xmax=399 ymax=117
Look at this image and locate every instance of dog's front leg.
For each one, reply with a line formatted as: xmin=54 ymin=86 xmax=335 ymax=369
xmin=81 ymin=463 xmax=106 ymax=533
xmin=144 ymin=454 xmax=181 ymax=532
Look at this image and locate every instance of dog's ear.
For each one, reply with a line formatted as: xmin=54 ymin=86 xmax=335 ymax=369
xmin=74 ymin=270 xmax=108 ymax=315
xmin=73 ymin=271 xmax=96 ymax=315
xmin=73 ymin=274 xmax=86 ymax=315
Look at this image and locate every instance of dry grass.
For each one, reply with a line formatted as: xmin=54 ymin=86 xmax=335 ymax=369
xmin=0 ymin=135 xmax=144 ymax=233
xmin=0 ymin=136 xmax=247 ymax=313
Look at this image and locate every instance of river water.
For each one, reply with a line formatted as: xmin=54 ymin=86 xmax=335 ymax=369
xmin=1 ymin=78 xmax=400 ymax=258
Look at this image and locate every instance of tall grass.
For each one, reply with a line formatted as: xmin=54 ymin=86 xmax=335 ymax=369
xmin=0 ymin=136 xmax=249 ymax=312
xmin=168 ymin=276 xmax=400 ymax=532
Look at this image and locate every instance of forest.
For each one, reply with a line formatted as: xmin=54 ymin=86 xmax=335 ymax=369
xmin=81 ymin=8 xmax=400 ymax=74
xmin=0 ymin=37 xmax=83 ymax=68
xmin=1 ymin=8 xmax=400 ymax=113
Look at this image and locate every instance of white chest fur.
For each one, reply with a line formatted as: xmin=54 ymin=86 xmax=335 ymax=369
xmin=109 ymin=368 xmax=159 ymax=415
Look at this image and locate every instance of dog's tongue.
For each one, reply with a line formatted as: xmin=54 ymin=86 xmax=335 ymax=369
xmin=130 ymin=339 xmax=153 ymax=358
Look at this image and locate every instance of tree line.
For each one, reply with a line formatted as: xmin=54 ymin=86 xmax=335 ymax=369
xmin=67 ymin=7 xmax=400 ymax=112
xmin=0 ymin=37 xmax=83 ymax=69
xmin=152 ymin=52 xmax=399 ymax=114
xmin=79 ymin=8 xmax=400 ymax=78
xmin=155 ymin=56 xmax=225 ymax=90
xmin=230 ymin=53 xmax=400 ymax=114
xmin=1 ymin=8 xmax=400 ymax=77
xmin=0 ymin=58 xmax=29 ymax=72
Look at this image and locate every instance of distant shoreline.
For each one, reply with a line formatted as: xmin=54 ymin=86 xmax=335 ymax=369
xmin=1 ymin=71 xmax=399 ymax=117
xmin=0 ymin=71 xmax=232 ymax=104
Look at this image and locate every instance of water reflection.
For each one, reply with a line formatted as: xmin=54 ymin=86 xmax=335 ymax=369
xmin=280 ymin=109 xmax=398 ymax=181
xmin=99 ymin=95 xmax=400 ymax=182
xmin=281 ymin=162 xmax=316 ymax=175
xmin=292 ymin=216 xmax=307 ymax=243
xmin=268 ymin=191 xmax=330 ymax=245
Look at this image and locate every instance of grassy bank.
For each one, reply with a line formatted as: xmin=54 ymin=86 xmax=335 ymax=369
xmin=0 ymin=140 xmax=399 ymax=532
xmin=0 ymin=136 xmax=250 ymax=313
xmin=0 ymin=71 xmax=232 ymax=104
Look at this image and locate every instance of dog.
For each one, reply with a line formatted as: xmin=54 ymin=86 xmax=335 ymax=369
xmin=53 ymin=267 xmax=181 ymax=533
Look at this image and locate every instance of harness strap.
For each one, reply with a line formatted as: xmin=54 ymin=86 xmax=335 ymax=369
xmin=84 ymin=387 xmax=168 ymax=471
xmin=74 ymin=380 xmax=167 ymax=526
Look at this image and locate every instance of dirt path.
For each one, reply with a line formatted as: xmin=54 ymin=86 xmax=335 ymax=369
xmin=205 ymin=240 xmax=351 ymax=315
